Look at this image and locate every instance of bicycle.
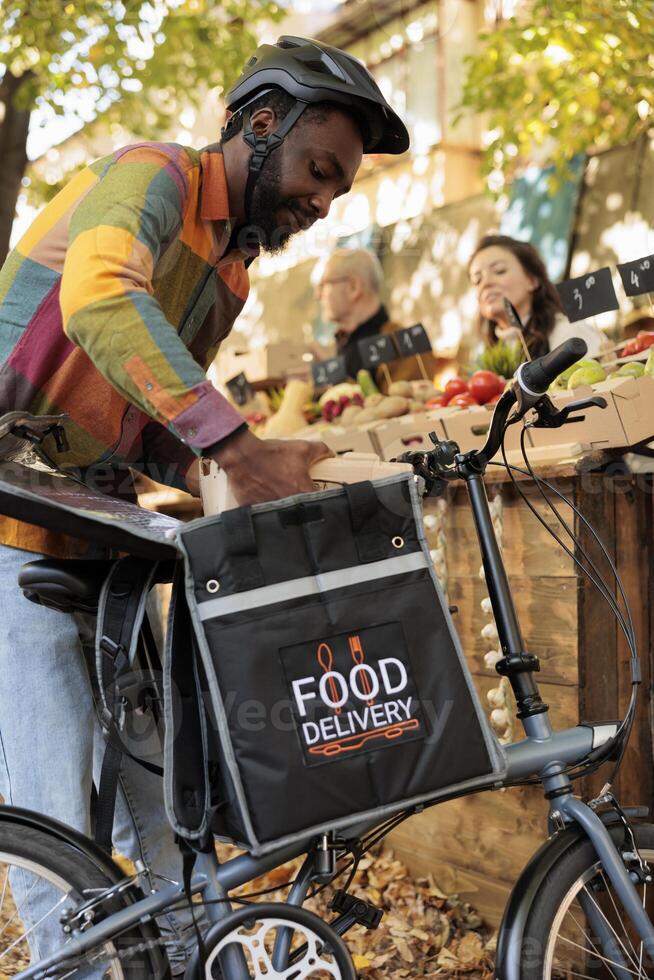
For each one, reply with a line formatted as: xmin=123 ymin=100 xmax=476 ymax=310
xmin=0 ymin=337 xmax=653 ymax=979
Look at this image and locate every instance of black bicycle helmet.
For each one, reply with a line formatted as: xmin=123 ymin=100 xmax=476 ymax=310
xmin=226 ymin=35 xmax=410 ymax=155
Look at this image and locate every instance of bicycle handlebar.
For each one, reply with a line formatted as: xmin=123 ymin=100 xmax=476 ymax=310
xmin=475 ymin=339 xmax=589 ymax=465
xmin=516 ymin=338 xmax=587 ymax=397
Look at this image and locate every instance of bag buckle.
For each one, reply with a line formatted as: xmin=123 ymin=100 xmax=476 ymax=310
xmin=100 ymin=635 xmax=123 ymax=657
xmin=99 ymin=705 xmax=124 ymax=737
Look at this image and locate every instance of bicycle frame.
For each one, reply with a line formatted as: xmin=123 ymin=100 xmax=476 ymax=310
xmin=14 ymin=455 xmax=654 ymax=980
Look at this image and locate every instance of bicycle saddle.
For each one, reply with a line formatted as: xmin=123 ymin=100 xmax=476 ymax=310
xmin=18 ymin=559 xmax=116 ymax=613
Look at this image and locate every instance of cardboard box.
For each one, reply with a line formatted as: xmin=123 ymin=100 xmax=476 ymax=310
xmin=217 ymin=342 xmax=313 ymax=385
xmin=602 ymin=375 xmax=654 ymax=447
xmin=292 ymin=422 xmax=383 ymax=456
xmin=200 ymin=454 xmax=412 ymax=514
xmin=442 ymin=404 xmax=524 ymax=458
xmin=529 ymin=378 xmax=632 ymax=450
xmin=519 ymin=442 xmax=592 ymax=465
xmin=374 ymin=409 xmax=455 ymax=462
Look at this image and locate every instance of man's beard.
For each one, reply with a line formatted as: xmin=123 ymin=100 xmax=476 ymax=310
xmin=245 ymin=147 xmax=302 ymax=255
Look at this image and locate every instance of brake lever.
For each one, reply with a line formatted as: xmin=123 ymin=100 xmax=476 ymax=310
xmin=394 ymin=433 xmax=460 ymax=497
xmin=531 ymin=394 xmax=608 ymax=430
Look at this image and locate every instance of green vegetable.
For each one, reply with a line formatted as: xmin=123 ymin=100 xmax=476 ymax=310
xmin=356 ymin=369 xmax=380 ymax=398
xmin=478 ymin=341 xmax=524 ymax=379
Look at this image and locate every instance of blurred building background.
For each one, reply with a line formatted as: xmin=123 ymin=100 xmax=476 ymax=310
xmin=8 ymin=0 xmax=654 ymax=367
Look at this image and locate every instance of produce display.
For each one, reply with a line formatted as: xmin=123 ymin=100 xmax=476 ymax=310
xmin=241 ymin=363 xmax=510 ymax=438
xmin=550 ymin=353 xmax=654 ymax=393
xmin=227 ymin=331 xmax=654 ymax=457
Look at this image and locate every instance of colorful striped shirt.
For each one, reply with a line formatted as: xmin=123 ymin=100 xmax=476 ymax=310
xmin=0 ymin=141 xmax=252 ymax=556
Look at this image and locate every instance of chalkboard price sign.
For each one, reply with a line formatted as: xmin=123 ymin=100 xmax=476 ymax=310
xmin=617 ymin=255 xmax=654 ymax=298
xmin=394 ymin=323 xmax=433 ymax=356
xmin=357 ymin=333 xmax=397 ymax=370
xmin=226 ymin=372 xmax=254 ymax=406
xmin=556 ymin=267 xmax=619 ymax=323
xmin=311 ymin=355 xmax=347 ymax=387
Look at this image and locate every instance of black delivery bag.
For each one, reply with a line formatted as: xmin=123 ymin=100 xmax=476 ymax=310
xmin=164 ymin=473 xmax=506 ymax=855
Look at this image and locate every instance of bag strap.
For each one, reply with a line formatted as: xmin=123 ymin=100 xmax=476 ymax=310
xmin=344 ymin=482 xmax=389 ymax=562
xmin=93 ymin=556 xmax=163 ymax=853
xmin=164 ymin=564 xmax=210 ymax=839
xmin=221 ymin=506 xmax=265 ymax=590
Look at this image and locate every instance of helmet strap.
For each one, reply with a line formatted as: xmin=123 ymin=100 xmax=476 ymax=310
xmin=241 ymin=100 xmax=308 ymax=226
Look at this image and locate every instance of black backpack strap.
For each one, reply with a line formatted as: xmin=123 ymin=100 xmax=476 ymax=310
xmin=163 ymin=564 xmax=211 ymax=841
xmin=93 ymin=556 xmax=162 ymax=853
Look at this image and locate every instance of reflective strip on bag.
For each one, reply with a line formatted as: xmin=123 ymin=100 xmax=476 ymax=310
xmin=197 ymin=551 xmax=429 ymax=622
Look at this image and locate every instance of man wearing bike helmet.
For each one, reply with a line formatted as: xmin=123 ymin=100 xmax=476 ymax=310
xmin=0 ymin=36 xmax=409 ymax=975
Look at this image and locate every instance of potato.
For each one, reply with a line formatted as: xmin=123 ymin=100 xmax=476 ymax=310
xmin=372 ymin=396 xmax=410 ymax=419
xmin=352 ymin=407 xmax=378 ymax=423
xmin=387 ymin=381 xmax=413 ymax=398
xmin=364 ymin=393 xmax=385 ymax=408
xmin=411 ymin=379 xmax=437 ymax=397
xmin=408 ymin=399 xmax=425 ymax=413
xmin=339 ymin=404 xmax=363 ymax=425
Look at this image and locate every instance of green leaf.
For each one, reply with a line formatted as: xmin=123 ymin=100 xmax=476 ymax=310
xmin=452 ymin=0 xmax=654 ymax=196
xmin=2 ymin=0 xmax=283 ymax=204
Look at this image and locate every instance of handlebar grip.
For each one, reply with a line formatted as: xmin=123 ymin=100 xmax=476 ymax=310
xmin=518 ymin=338 xmax=588 ymax=395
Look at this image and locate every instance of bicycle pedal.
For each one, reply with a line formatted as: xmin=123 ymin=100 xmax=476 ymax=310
xmin=329 ymin=889 xmax=383 ymax=929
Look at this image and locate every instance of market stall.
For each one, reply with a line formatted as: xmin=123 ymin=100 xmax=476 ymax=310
xmin=141 ymin=335 xmax=654 ymax=928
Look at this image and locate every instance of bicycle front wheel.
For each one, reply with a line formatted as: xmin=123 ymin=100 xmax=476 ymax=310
xmin=520 ymin=821 xmax=654 ymax=979
xmin=0 ymin=818 xmax=167 ymax=978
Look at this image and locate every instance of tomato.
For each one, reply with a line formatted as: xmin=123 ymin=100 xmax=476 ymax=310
xmin=468 ymin=370 xmax=504 ymax=405
xmin=449 ymin=393 xmax=479 ymax=408
xmin=424 ymin=395 xmax=448 ymax=409
xmin=485 ymin=392 xmax=503 ymax=405
xmin=621 ymin=333 xmax=654 ymax=356
xmin=443 ymin=377 xmax=469 ymax=403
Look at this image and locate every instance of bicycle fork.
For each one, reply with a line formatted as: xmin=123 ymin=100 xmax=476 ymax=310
xmin=552 ymin=794 xmax=654 ymax=970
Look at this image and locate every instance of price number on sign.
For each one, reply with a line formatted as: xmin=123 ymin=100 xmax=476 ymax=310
xmin=311 ymin=355 xmax=347 ymax=387
xmin=357 ymin=334 xmax=398 ymax=370
xmin=617 ymin=255 xmax=654 ymax=297
xmin=226 ymin=372 xmax=254 ymax=407
xmin=394 ymin=323 xmax=433 ymax=357
xmin=556 ymin=267 xmax=619 ymax=323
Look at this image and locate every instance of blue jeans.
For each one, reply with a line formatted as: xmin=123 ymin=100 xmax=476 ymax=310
xmin=0 ymin=544 xmax=197 ymax=975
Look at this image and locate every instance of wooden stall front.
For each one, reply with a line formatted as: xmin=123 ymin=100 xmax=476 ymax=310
xmin=388 ymin=460 xmax=654 ymax=927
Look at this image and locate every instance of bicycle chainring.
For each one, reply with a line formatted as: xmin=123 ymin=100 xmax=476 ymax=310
xmin=185 ymin=902 xmax=356 ymax=979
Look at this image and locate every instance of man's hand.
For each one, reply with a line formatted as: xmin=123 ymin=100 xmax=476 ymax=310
xmin=210 ymin=428 xmax=334 ymax=506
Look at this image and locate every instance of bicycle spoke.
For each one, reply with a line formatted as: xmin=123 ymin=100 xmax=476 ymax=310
xmin=598 ymin=867 xmax=642 ymax=969
xmin=580 ymin=882 xmax=644 ymax=974
xmin=0 ymin=874 xmax=40 ymax=943
xmin=558 ymin=934 xmax=646 ymax=978
xmin=640 ymin=881 xmax=647 ymax=977
xmin=564 ymin=904 xmax=622 ymax=980
xmin=0 ymin=867 xmax=8 ymax=919
xmin=0 ymin=891 xmax=69 ymax=961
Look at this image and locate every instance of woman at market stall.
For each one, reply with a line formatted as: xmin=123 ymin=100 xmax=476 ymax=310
xmin=468 ymin=234 xmax=607 ymax=358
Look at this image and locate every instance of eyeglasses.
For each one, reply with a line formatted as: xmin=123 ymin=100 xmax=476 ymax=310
xmin=315 ymin=276 xmax=351 ymax=297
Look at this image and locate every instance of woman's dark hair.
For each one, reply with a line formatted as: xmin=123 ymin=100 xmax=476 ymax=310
xmin=468 ymin=234 xmax=564 ymax=357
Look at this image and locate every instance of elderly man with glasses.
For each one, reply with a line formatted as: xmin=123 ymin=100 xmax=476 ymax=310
xmin=315 ymin=248 xmax=438 ymax=390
